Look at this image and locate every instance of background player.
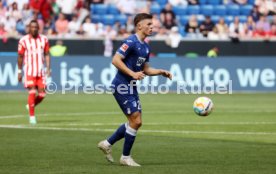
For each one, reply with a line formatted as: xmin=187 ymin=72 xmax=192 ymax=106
xmin=17 ymin=20 xmax=51 ymax=125
xmin=98 ymin=13 xmax=172 ymax=167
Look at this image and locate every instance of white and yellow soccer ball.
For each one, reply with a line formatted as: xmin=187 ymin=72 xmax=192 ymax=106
xmin=193 ymin=97 xmax=214 ymax=116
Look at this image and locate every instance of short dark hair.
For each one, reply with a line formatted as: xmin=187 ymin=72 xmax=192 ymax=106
xmin=134 ymin=13 xmax=153 ymax=26
xmin=29 ymin=20 xmax=38 ymax=26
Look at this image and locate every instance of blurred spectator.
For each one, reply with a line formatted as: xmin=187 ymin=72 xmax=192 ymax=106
xmin=103 ymin=25 xmax=116 ymax=57
xmin=126 ymin=16 xmax=134 ymax=34
xmin=117 ymin=0 xmax=136 ymax=15
xmin=166 ymin=26 xmax=182 ymax=48
xmin=160 ymin=3 xmax=175 ymax=24
xmin=253 ymin=24 xmax=269 ymax=38
xmin=207 ymin=47 xmax=219 ymax=57
xmin=136 ymin=0 xmax=150 ymax=13
xmin=271 ymin=15 xmax=276 ymax=26
xmin=250 ymin=5 xmax=261 ymax=22
xmin=200 ymin=16 xmax=215 ymax=37
xmin=7 ymin=2 xmax=22 ymax=21
xmin=56 ymin=0 xmax=77 ymax=20
xmin=268 ymin=24 xmax=276 ymax=37
xmin=21 ymin=3 xmax=32 ymax=26
xmin=94 ymin=23 xmax=104 ymax=36
xmin=185 ymin=15 xmax=198 ymax=34
xmin=256 ymin=15 xmax=270 ymax=32
xmin=255 ymin=0 xmax=271 ymax=15
xmin=0 ymin=0 xmax=7 ymax=18
xmin=152 ymin=14 xmax=162 ymax=35
xmin=187 ymin=0 xmax=198 ymax=5
xmin=29 ymin=0 xmax=44 ymax=16
xmin=169 ymin=0 xmax=188 ymax=6
xmin=0 ymin=22 xmax=8 ymax=42
xmin=55 ymin=13 xmax=69 ymax=36
xmin=43 ymin=19 xmax=55 ymax=35
xmin=243 ymin=16 xmax=256 ymax=38
xmin=229 ymin=16 xmax=244 ymax=40
xmin=155 ymin=27 xmax=167 ymax=39
xmin=216 ymin=17 xmax=228 ymax=39
xmin=162 ymin=13 xmax=176 ymax=30
xmin=82 ymin=16 xmax=96 ymax=37
xmin=40 ymin=0 xmax=52 ymax=22
xmin=207 ymin=26 xmax=220 ymax=40
xmin=68 ymin=15 xmax=80 ymax=36
xmin=7 ymin=0 xmax=28 ymax=10
xmin=50 ymin=40 xmax=67 ymax=56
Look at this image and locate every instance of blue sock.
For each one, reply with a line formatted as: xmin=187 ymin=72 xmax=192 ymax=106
xmin=123 ymin=125 xmax=137 ymax=156
xmin=107 ymin=123 xmax=127 ymax=145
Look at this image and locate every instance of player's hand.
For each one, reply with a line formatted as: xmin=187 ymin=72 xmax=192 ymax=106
xmin=132 ymin=71 xmax=146 ymax=80
xmin=18 ymin=73 xmax=22 ymax=82
xmin=46 ymin=69 xmax=51 ymax=77
xmin=160 ymin=70 xmax=172 ymax=80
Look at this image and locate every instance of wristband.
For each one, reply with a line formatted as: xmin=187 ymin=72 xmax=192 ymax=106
xmin=18 ymin=69 xmax=22 ymax=74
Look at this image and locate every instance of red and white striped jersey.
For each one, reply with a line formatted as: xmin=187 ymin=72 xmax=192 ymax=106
xmin=18 ymin=34 xmax=50 ymax=77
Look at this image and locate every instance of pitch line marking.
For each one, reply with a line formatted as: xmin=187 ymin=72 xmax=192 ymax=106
xmin=0 ymin=125 xmax=276 ymax=135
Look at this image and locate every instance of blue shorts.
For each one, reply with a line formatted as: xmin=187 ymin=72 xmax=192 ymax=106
xmin=113 ymin=90 xmax=141 ymax=116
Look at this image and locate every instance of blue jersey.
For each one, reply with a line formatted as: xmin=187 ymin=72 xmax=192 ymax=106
xmin=112 ymin=34 xmax=150 ymax=85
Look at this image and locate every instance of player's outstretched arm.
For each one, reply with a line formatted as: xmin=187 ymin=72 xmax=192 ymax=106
xmin=143 ymin=63 xmax=172 ymax=80
xmin=45 ymin=53 xmax=51 ymax=77
xmin=112 ymin=54 xmax=145 ymax=80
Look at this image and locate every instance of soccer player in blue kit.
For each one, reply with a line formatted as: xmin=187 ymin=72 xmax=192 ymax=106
xmin=98 ymin=13 xmax=172 ymax=167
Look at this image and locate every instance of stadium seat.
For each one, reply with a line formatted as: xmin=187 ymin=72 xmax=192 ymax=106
xmin=173 ymin=6 xmax=187 ymax=16
xmin=211 ymin=15 xmax=220 ymax=24
xmin=108 ymin=5 xmax=120 ymax=15
xmin=156 ymin=0 xmax=167 ymax=6
xmin=239 ymin=15 xmax=247 ymax=23
xmin=199 ymin=0 xmax=208 ymax=5
xmin=102 ymin=15 xmax=115 ymax=25
xmin=150 ymin=4 xmax=162 ymax=14
xmin=187 ymin=5 xmax=200 ymax=15
xmin=91 ymin=4 xmax=108 ymax=15
xmin=227 ymin=5 xmax=240 ymax=16
xmin=179 ymin=15 xmax=190 ymax=25
xmin=248 ymin=0 xmax=255 ymax=5
xmin=240 ymin=5 xmax=253 ymax=16
xmin=91 ymin=15 xmax=102 ymax=23
xmin=116 ymin=15 xmax=127 ymax=25
xmin=224 ymin=16 xmax=234 ymax=25
xmin=207 ymin=0 xmax=221 ymax=5
xmin=200 ymin=5 xmax=214 ymax=16
xmin=214 ymin=5 xmax=227 ymax=16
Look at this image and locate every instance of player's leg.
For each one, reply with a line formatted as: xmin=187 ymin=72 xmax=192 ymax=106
xmin=35 ymin=76 xmax=46 ymax=106
xmin=25 ymin=76 xmax=37 ymax=124
xmin=119 ymin=111 xmax=141 ymax=167
xmin=27 ymin=87 xmax=37 ymax=125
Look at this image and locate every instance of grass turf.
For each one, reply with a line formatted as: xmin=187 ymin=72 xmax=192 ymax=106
xmin=0 ymin=92 xmax=276 ymax=174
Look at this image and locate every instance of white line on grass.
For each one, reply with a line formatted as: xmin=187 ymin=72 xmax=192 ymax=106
xmin=0 ymin=110 xmax=185 ymax=119
xmin=0 ymin=125 xmax=276 ymax=135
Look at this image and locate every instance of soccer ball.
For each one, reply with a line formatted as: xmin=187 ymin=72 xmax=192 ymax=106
xmin=193 ymin=97 xmax=214 ymax=116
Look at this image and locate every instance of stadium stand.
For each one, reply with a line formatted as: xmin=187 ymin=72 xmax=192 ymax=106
xmin=1 ymin=0 xmax=276 ymax=41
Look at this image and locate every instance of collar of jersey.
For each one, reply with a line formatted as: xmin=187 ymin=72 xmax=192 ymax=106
xmin=135 ymin=34 xmax=144 ymax=44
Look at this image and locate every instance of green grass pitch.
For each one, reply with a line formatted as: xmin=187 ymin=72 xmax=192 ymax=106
xmin=0 ymin=92 xmax=276 ymax=174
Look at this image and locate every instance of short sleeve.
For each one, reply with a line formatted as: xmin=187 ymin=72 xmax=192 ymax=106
xmin=116 ymin=40 xmax=135 ymax=58
xmin=18 ymin=40 xmax=25 ymax=55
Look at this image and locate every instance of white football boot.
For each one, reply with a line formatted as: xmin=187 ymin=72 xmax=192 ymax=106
xmin=97 ymin=140 xmax=114 ymax=163
xmin=120 ymin=156 xmax=141 ymax=167
xmin=29 ymin=116 xmax=37 ymax=125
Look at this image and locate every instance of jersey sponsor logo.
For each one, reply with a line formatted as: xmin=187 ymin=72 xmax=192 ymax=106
xmin=136 ymin=57 xmax=146 ymax=66
xmin=126 ymin=40 xmax=133 ymax=43
xmin=120 ymin=43 xmax=129 ymax=52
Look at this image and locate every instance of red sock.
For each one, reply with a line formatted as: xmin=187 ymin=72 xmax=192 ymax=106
xmin=28 ymin=89 xmax=36 ymax=116
xmin=35 ymin=92 xmax=46 ymax=106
